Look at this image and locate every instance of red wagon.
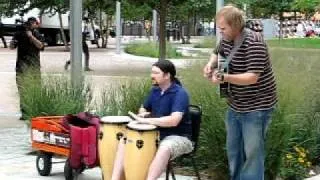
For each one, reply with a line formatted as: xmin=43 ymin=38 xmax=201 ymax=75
xmin=31 ymin=114 xmax=99 ymax=180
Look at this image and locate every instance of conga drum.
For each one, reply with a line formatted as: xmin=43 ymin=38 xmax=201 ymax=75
xmin=124 ymin=121 xmax=159 ymax=180
xmin=99 ymin=116 xmax=131 ymax=180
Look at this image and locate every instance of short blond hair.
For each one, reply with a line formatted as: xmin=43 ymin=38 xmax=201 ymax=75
xmin=216 ymin=5 xmax=245 ymax=31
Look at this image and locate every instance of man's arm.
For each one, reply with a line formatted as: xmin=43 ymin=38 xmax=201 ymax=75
xmin=212 ymin=38 xmax=267 ymax=86
xmin=224 ymin=72 xmax=259 ymax=85
xmin=26 ymin=31 xmax=44 ymax=50
xmin=134 ymin=112 xmax=183 ymax=127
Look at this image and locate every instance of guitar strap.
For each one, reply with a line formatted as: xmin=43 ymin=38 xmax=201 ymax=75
xmin=220 ymin=28 xmax=249 ymax=70
xmin=216 ymin=28 xmax=249 ymax=97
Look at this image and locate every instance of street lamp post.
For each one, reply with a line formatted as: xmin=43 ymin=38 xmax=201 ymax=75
xmin=116 ymin=1 xmax=121 ymax=54
xmin=70 ymin=0 xmax=83 ymax=86
xmin=216 ymin=0 xmax=224 ymax=44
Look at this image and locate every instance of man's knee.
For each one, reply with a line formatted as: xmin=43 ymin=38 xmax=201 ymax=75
xmin=157 ymin=145 xmax=171 ymax=155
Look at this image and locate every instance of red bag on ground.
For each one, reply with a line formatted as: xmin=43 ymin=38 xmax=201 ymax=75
xmin=63 ymin=112 xmax=100 ymax=169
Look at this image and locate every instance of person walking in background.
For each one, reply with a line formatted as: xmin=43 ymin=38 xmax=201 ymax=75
xmin=64 ymin=31 xmax=91 ymax=71
xmin=0 ymin=21 xmax=8 ymax=48
xmin=10 ymin=17 xmax=44 ymax=120
xmin=203 ymin=5 xmax=277 ymax=180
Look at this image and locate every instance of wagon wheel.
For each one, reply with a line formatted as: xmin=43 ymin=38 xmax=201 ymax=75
xmin=64 ymin=158 xmax=75 ymax=180
xmin=36 ymin=152 xmax=52 ymax=176
xmin=64 ymin=158 xmax=85 ymax=180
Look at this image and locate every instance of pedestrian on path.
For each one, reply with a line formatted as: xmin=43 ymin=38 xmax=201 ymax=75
xmin=203 ymin=5 xmax=277 ymax=180
xmin=0 ymin=21 xmax=8 ymax=48
xmin=64 ymin=31 xmax=92 ymax=71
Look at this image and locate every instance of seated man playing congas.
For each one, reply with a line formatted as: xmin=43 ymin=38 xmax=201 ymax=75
xmin=111 ymin=60 xmax=194 ymax=180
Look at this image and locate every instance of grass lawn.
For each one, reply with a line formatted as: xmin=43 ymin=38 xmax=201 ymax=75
xmin=193 ymin=36 xmax=320 ymax=49
xmin=267 ymin=38 xmax=320 ymax=49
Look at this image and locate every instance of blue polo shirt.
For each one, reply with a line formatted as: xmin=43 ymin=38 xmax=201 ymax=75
xmin=143 ymin=82 xmax=191 ymax=140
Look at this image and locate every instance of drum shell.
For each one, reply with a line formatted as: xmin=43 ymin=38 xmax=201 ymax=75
xmin=124 ymin=128 xmax=158 ymax=180
xmin=99 ymin=122 xmax=127 ymax=180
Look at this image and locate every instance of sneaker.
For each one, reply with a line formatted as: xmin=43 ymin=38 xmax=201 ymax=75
xmin=19 ymin=115 xmax=27 ymax=121
xmin=64 ymin=61 xmax=70 ymax=70
xmin=84 ymin=67 xmax=93 ymax=71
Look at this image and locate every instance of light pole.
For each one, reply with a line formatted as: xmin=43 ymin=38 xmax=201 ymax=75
xmin=152 ymin=10 xmax=157 ymax=41
xmin=70 ymin=0 xmax=83 ymax=86
xmin=116 ymin=1 xmax=121 ymax=54
xmin=216 ymin=0 xmax=224 ymax=44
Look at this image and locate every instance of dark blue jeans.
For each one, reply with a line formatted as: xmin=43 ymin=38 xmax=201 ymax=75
xmin=225 ymin=107 xmax=274 ymax=180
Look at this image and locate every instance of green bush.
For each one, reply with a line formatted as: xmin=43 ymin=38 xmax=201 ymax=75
xmin=178 ymin=47 xmax=320 ymax=179
xmin=97 ymin=78 xmax=151 ymax=116
xmin=124 ymin=42 xmax=182 ymax=58
xmin=21 ymin=70 xmax=92 ymax=122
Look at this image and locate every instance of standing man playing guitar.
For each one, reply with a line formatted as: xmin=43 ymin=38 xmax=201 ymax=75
xmin=203 ymin=5 xmax=277 ymax=180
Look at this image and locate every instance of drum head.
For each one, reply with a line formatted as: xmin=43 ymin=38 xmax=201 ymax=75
xmin=126 ymin=121 xmax=157 ymax=131
xmin=100 ymin=116 xmax=132 ymax=124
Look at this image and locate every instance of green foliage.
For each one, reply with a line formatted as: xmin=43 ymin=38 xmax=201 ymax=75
xmin=29 ymin=0 xmax=69 ymax=15
xmin=181 ymin=63 xmax=229 ymax=178
xmin=280 ymin=146 xmax=312 ymax=179
xmin=122 ymin=1 xmax=152 ymax=20
xmin=243 ymin=0 xmax=294 ymax=18
xmin=0 ymin=1 xmax=28 ymax=17
xmin=124 ymin=42 xmax=182 ymax=58
xmin=84 ymin=0 xmax=116 ymax=17
xmin=292 ymin=0 xmax=320 ymax=18
xmin=21 ymin=70 xmax=92 ymax=121
xmin=178 ymin=47 xmax=320 ymax=179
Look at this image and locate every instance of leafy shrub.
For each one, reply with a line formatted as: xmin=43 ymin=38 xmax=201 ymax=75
xmin=21 ymin=70 xmax=91 ymax=121
xmin=124 ymin=42 xmax=182 ymax=58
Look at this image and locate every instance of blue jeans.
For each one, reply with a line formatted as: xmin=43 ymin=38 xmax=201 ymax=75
xmin=225 ymin=107 xmax=274 ymax=180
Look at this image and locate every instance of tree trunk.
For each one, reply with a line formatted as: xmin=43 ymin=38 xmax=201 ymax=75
xmin=159 ymin=0 xmax=167 ymax=61
xmin=186 ymin=15 xmax=191 ymax=44
xmin=99 ymin=9 xmax=106 ymax=48
xmin=58 ymin=10 xmax=69 ymax=51
xmin=279 ymin=12 xmax=283 ymax=40
xmin=181 ymin=24 xmax=186 ymax=44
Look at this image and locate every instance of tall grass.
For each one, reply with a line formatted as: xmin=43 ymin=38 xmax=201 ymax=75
xmin=124 ymin=42 xmax=182 ymax=58
xmin=178 ymin=47 xmax=320 ymax=179
xmin=97 ymin=78 xmax=151 ymax=116
xmin=21 ymin=70 xmax=92 ymax=121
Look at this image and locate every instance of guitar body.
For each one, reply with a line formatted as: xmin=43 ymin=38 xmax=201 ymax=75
xmin=213 ymin=28 xmax=249 ymax=98
xmin=217 ymin=54 xmax=229 ymax=98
